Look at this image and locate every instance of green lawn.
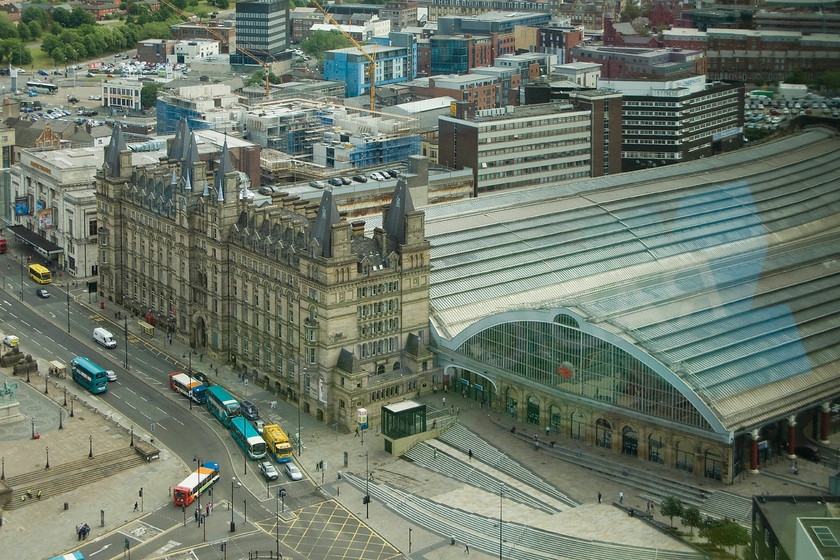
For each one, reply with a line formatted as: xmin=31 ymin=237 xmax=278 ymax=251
xmin=28 ymin=46 xmax=53 ymax=71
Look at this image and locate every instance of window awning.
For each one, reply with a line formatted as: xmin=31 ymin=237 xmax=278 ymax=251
xmin=8 ymin=225 xmax=64 ymax=258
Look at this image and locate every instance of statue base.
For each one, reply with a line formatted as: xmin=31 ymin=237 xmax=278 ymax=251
xmin=0 ymin=401 xmax=23 ymax=425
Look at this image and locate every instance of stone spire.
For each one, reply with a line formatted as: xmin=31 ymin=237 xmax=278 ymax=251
xmin=383 ymin=177 xmax=414 ymax=245
xmin=214 ymin=139 xmax=233 ymax=202
xmin=181 ymin=132 xmax=200 ymax=191
xmin=310 ymin=186 xmax=341 ymax=257
xmin=104 ymin=124 xmax=127 ymax=178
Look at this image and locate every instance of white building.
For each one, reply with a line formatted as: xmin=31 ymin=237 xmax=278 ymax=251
xmin=102 ymin=79 xmax=143 ymax=112
xmin=13 ymin=145 xmax=165 ymax=277
xmin=552 ymin=61 xmax=601 ymax=88
xmin=171 ymin=39 xmax=221 ymax=64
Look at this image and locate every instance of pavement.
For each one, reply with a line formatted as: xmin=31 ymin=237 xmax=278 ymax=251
xmin=0 ymin=242 xmax=835 ymax=559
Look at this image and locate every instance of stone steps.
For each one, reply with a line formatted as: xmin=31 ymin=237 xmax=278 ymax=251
xmin=5 ymin=447 xmax=146 ymax=510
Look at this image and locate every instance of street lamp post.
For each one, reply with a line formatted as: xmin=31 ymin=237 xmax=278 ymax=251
xmin=243 ymin=499 xmax=247 ymax=524
xmin=188 ymin=351 xmax=192 ymax=411
xmin=59 ymin=410 xmax=63 ymax=430
xmin=124 ymin=316 xmax=128 ymax=369
xmin=30 ymin=418 xmax=35 ymax=439
xmin=297 ymin=367 xmax=306 ymax=455
xmin=66 ymin=284 xmax=70 ymax=333
xmin=45 ymin=446 xmax=49 ymax=469
xmin=70 ymin=396 xmax=75 ymax=417
xmin=365 ymin=451 xmax=370 ymax=519
xmin=130 ymin=425 xmax=134 ymax=447
xmin=276 ymin=488 xmax=286 ymax=558
xmin=1 ymin=456 xmax=4 ymax=480
xmin=19 ymin=258 xmax=23 ymax=301
xmin=230 ymin=477 xmax=240 ymax=532
xmin=63 ymin=386 xmax=67 ymax=407
xmin=499 ymin=483 xmax=504 ymax=560
xmin=89 ymin=435 xmax=93 ymax=458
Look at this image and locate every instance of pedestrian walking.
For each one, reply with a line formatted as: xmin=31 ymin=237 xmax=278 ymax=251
xmin=83 ymin=524 xmax=90 ymax=540
xmin=442 ymin=397 xmax=446 ymax=408
xmin=468 ymin=449 xmax=473 ymax=461
xmin=194 ymin=508 xmax=199 ymax=522
xmin=206 ymin=504 xmax=210 ymax=516
xmin=77 ymin=524 xmax=83 ymax=541
xmin=619 ymin=491 xmax=624 ymax=503
xmin=464 ymin=544 xmax=470 ymax=554
xmin=134 ymin=501 xmax=139 ymax=511
xmin=168 ymin=332 xmax=172 ymax=344
xmin=597 ymin=492 xmax=602 ymax=503
xmin=434 ymin=448 xmax=438 ymax=459
xmin=432 ymin=419 xmax=437 ymax=429
xmin=546 ymin=426 xmax=550 ymax=437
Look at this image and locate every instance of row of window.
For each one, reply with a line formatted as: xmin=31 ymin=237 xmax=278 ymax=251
xmin=358 ymin=299 xmax=400 ymax=318
xmin=358 ymin=317 xmax=400 ymax=339
xmin=357 ymin=281 xmax=400 ymax=299
xmin=357 ymin=337 xmax=400 ymax=358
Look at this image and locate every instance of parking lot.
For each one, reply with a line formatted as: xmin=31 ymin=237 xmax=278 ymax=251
xmin=746 ymin=93 xmax=840 ymax=131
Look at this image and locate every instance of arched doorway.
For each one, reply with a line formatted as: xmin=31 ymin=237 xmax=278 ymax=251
xmin=648 ymin=433 xmax=664 ymax=464
xmin=622 ymin=426 xmax=638 ymax=456
xmin=505 ymin=388 xmax=518 ymax=418
xmin=550 ymin=405 xmax=562 ymax=434
xmin=676 ymin=441 xmax=693 ymax=472
xmin=570 ymin=411 xmax=585 ymax=441
xmin=527 ymin=396 xmax=540 ymax=425
xmin=194 ymin=316 xmax=207 ymax=349
xmin=596 ymin=418 xmax=612 ymax=449
xmin=704 ymin=448 xmax=723 ymax=480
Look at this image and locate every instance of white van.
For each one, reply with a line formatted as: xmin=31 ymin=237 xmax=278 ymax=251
xmin=93 ymin=327 xmax=116 ymax=349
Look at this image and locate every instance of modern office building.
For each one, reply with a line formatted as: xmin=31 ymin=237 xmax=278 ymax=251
xmin=95 ymin=121 xmax=436 ymax=430
xmin=426 ymin=0 xmax=551 ymax=21
xmin=324 ymin=44 xmax=413 ymax=99
xmin=752 ymin=496 xmax=840 ymax=560
xmin=156 ymin=84 xmax=242 ymax=135
xmin=438 ymin=102 xmax=592 ymax=195
xmin=598 ymin=75 xmax=744 ymax=171
xmin=230 ymin=0 xmax=290 ymax=69
xmin=437 ymin=11 xmax=552 ymax=35
xmin=171 ymin=21 xmax=236 ymax=53
xmin=102 ymin=80 xmax=143 ymax=112
xmin=430 ymin=35 xmax=493 ymax=75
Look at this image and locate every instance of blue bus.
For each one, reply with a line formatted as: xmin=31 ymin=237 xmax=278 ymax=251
xmin=230 ymin=417 xmax=267 ymax=460
xmin=71 ymin=357 xmax=108 ymax=394
xmin=205 ymin=385 xmax=240 ymax=427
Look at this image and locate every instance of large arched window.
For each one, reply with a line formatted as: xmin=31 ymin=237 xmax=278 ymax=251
xmin=704 ymin=449 xmax=723 ymax=481
xmin=648 ymin=433 xmax=664 ymax=464
xmin=622 ymin=426 xmax=638 ymax=456
xmin=570 ymin=411 xmax=585 ymax=441
xmin=676 ymin=440 xmax=693 ymax=472
xmin=596 ymin=418 xmax=612 ymax=449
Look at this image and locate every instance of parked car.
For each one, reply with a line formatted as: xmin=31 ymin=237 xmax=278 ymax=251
xmin=106 ymin=370 xmax=117 ymax=382
xmin=352 ymin=175 xmax=368 ymax=183
xmin=285 ymin=463 xmax=303 ymax=481
xmin=191 ymin=371 xmax=211 ymax=387
xmin=36 ymin=288 xmax=50 ymax=298
xmin=340 ymin=177 xmax=352 ymax=185
xmin=328 ymin=177 xmax=342 ymax=186
xmin=38 ymin=69 xmax=49 ymax=76
xmin=240 ymin=400 xmax=259 ymax=421
xmin=3 ymin=335 xmax=19 ymax=347
xmin=369 ymin=172 xmax=384 ymax=181
xmin=309 ymin=180 xmax=325 ymax=189
xmin=260 ymin=461 xmax=279 ymax=480
xmin=386 ymin=169 xmax=399 ymax=178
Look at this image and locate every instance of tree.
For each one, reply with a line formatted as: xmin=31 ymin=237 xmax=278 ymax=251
xmin=69 ymin=6 xmax=97 ymax=27
xmin=17 ymin=22 xmax=31 ymax=42
xmin=620 ymin=0 xmax=641 ymax=22
xmin=28 ymin=20 xmax=43 ymax=39
xmin=785 ymin=67 xmax=808 ymax=85
xmin=661 ymin=496 xmax=684 ymax=528
xmin=21 ymin=5 xmax=49 ymax=29
xmin=51 ymin=47 xmax=65 ymax=68
xmin=704 ymin=519 xmax=749 ymax=553
xmin=817 ymin=69 xmax=840 ymax=93
xmin=215 ymin=0 xmax=230 ymax=10
xmin=141 ymin=82 xmax=166 ymax=109
xmin=194 ymin=8 xmax=210 ymax=22
xmin=301 ymin=30 xmax=353 ymax=61
xmin=681 ymin=506 xmax=702 ymax=536
xmin=0 ymin=15 xmax=19 ymax=40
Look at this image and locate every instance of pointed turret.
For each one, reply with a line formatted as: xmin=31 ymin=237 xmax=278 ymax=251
xmin=181 ymin=132 xmax=200 ymax=191
xmin=104 ymin=124 xmax=127 ymax=178
xmin=168 ymin=117 xmax=190 ymax=160
xmin=214 ymin=139 xmax=233 ymax=202
xmin=310 ymin=186 xmax=342 ymax=257
xmin=383 ymin=177 xmax=414 ymax=245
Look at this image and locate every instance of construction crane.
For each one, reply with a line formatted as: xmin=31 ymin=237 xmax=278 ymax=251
xmin=311 ymin=0 xmax=377 ymax=110
xmin=157 ymin=0 xmax=274 ymax=99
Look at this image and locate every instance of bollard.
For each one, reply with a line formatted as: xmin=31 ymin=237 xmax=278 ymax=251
xmin=451 ymin=536 xmax=456 ymax=545
xmin=64 ymin=502 xmax=69 ymax=510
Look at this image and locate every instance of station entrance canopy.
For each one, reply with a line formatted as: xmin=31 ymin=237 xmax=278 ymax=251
xmin=8 ymin=225 xmax=64 ymax=259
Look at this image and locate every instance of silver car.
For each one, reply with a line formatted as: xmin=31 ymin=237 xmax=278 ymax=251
xmin=260 ymin=461 xmax=279 ymax=480
xmin=285 ymin=463 xmax=303 ymax=481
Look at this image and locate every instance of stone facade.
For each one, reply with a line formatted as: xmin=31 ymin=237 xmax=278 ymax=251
xmin=95 ymin=119 xmax=436 ymax=429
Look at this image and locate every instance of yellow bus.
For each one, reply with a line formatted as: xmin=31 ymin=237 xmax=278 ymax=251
xmin=28 ymin=264 xmax=52 ymax=284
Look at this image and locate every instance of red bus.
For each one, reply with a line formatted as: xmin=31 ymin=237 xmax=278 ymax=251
xmin=173 ymin=461 xmax=220 ymax=506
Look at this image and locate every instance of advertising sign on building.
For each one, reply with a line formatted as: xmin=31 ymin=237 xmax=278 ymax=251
xmin=14 ymin=197 xmax=29 ymax=216
xmin=357 ymin=408 xmax=368 ymax=430
xmin=38 ymin=208 xmax=53 ymax=229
